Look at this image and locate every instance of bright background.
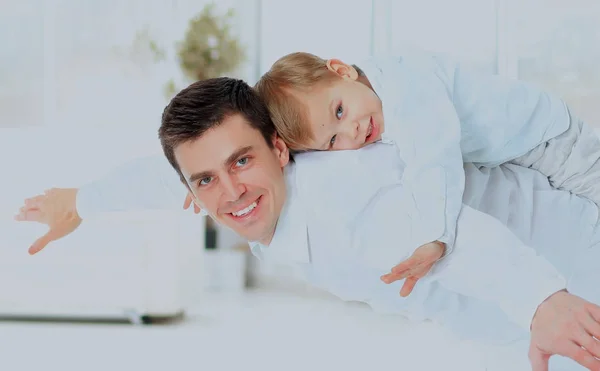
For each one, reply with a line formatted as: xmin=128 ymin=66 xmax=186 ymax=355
xmin=0 ymin=1 xmax=599 ymax=370
xmin=2 ymin=0 xmax=600 ymax=129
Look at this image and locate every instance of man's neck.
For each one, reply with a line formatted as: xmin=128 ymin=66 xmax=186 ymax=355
xmin=254 ymin=161 xmax=295 ymax=247
xmin=258 ymin=226 xmax=276 ymax=246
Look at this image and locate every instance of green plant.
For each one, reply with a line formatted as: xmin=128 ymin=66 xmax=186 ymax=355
xmin=127 ymin=3 xmax=245 ymax=99
xmin=176 ymin=3 xmax=245 ymax=81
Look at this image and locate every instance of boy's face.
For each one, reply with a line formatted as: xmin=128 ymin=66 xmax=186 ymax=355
xmin=174 ymin=114 xmax=290 ymax=245
xmin=302 ymin=59 xmax=385 ymax=151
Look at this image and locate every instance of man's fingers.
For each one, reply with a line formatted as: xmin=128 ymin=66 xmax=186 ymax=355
xmin=14 ymin=209 xmax=43 ymax=222
xmin=583 ymin=312 xmax=600 ymax=341
xmin=28 ymin=233 xmax=53 ymax=255
xmin=587 ymin=302 xmax=600 ymax=324
xmin=193 ymin=203 xmax=201 ymax=214
xmin=24 ymin=196 xmax=44 ymax=209
xmin=563 ymin=342 xmax=600 ymax=370
xmin=529 ymin=346 xmax=550 ymax=371
xmin=578 ymin=331 xmax=600 ymax=360
xmin=399 ymin=276 xmax=419 ymax=297
xmin=27 ymin=225 xmax=69 ymax=255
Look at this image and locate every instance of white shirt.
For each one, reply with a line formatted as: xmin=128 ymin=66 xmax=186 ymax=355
xmin=356 ymin=52 xmax=570 ymax=257
xmin=250 ymin=143 xmax=572 ymax=331
xmin=76 ymin=144 xmax=598 ymax=344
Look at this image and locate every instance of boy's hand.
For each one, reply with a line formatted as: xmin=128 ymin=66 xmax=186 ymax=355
xmin=182 ymin=192 xmax=202 ymax=214
xmin=380 ymin=241 xmax=446 ymax=297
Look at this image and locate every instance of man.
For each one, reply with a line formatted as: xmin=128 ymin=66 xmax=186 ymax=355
xmin=17 ymin=78 xmax=600 ymax=370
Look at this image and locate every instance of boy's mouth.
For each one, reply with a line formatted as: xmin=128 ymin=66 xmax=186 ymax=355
xmin=365 ymin=116 xmax=378 ymax=143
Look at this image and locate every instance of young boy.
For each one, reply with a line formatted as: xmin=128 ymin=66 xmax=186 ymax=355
xmin=254 ymin=50 xmax=600 ymax=276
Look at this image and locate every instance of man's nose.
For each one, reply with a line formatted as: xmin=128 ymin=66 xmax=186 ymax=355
xmin=221 ymin=175 xmax=245 ymax=201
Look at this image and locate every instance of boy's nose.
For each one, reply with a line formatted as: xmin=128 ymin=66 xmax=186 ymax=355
xmin=343 ymin=121 xmax=360 ymax=140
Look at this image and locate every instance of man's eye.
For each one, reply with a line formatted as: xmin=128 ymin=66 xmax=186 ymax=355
xmin=236 ymin=157 xmax=249 ymax=166
xmin=335 ymin=104 xmax=343 ymax=119
xmin=329 ymin=135 xmax=337 ymax=149
xmin=199 ymin=177 xmax=212 ymax=186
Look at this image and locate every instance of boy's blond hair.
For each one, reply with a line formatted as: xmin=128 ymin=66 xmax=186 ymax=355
xmin=255 ymin=52 xmax=338 ymax=150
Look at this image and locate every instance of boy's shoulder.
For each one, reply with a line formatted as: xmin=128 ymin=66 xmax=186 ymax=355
xmin=360 ymin=47 xmax=457 ymax=70
xmin=358 ymin=49 xmax=458 ymax=91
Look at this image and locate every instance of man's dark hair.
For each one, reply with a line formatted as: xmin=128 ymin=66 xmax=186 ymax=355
xmin=159 ymin=77 xmax=277 ymax=183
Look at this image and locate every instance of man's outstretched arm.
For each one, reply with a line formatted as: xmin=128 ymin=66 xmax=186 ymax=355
xmin=15 ymin=154 xmax=196 ymax=254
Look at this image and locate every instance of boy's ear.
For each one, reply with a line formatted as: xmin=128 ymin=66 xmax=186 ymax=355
xmin=326 ymin=59 xmax=359 ymax=80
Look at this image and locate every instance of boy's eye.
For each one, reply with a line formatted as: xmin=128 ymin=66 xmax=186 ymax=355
xmin=236 ymin=157 xmax=249 ymax=166
xmin=335 ymin=104 xmax=343 ymax=119
xmin=329 ymin=135 xmax=337 ymax=148
xmin=199 ymin=177 xmax=212 ymax=186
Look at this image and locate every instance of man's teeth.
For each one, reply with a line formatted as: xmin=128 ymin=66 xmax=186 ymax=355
xmin=367 ymin=122 xmax=373 ymax=137
xmin=232 ymin=201 xmax=258 ymax=217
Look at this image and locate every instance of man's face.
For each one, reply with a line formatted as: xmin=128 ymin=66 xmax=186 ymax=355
xmin=175 ymin=114 xmax=289 ymax=244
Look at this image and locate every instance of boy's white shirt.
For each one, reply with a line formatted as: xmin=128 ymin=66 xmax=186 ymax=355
xmin=355 ymin=52 xmax=570 ymax=255
xmin=75 ymin=144 xmax=593 ymax=337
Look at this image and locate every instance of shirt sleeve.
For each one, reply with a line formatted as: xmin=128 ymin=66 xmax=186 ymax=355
xmin=382 ymin=57 xmax=464 ymax=255
xmin=76 ymin=154 xmax=193 ymax=219
xmin=425 ymin=205 xmax=567 ymax=331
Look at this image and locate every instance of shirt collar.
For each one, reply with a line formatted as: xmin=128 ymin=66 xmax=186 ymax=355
xmin=356 ymin=57 xmax=386 ymax=100
xmin=248 ymin=162 xmax=310 ymax=264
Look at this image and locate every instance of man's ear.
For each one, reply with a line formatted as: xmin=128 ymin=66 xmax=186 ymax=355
xmin=326 ymin=59 xmax=359 ymax=80
xmin=272 ymin=135 xmax=290 ymax=168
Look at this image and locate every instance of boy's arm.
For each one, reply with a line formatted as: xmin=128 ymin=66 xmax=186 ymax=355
xmin=383 ymin=58 xmax=465 ymax=257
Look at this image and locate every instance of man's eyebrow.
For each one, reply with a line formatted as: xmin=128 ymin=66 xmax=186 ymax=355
xmin=187 ymin=146 xmax=254 ymax=184
xmin=189 ymin=170 xmax=212 ymax=184
xmin=225 ymin=146 xmax=253 ymax=167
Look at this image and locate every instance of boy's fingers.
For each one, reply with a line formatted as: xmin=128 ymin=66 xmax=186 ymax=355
xmin=400 ymin=277 xmax=419 ymax=297
xmin=391 ymin=255 xmax=422 ymax=274
xmin=183 ymin=196 xmax=192 ymax=209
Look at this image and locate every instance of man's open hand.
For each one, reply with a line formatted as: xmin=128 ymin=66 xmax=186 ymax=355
xmin=529 ymin=290 xmax=600 ymax=371
xmin=380 ymin=241 xmax=445 ymax=297
xmin=14 ymin=188 xmax=81 ymax=255
xmin=182 ymin=192 xmax=202 ymax=214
